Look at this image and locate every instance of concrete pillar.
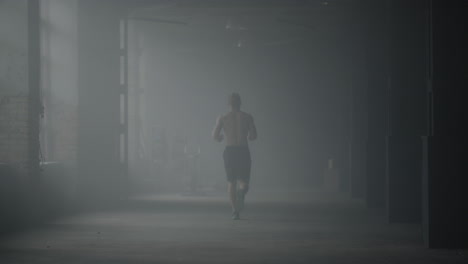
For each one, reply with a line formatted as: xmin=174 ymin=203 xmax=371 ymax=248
xmin=364 ymin=1 xmax=388 ymax=208
xmin=77 ymin=1 xmax=126 ymax=202
xmin=385 ymin=0 xmax=427 ymax=223
xmin=348 ymin=11 xmax=368 ymax=199
xmin=349 ymin=75 xmax=367 ymax=199
xmin=28 ymin=0 xmax=41 ymax=182
xmin=422 ymin=0 xmax=468 ymax=248
xmin=341 ymin=4 xmax=367 ymax=199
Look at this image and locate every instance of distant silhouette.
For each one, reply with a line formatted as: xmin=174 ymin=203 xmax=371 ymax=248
xmin=212 ymin=93 xmax=257 ymax=220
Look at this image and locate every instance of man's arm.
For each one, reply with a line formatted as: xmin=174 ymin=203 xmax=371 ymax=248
xmin=248 ymin=115 xmax=257 ymax=141
xmin=212 ymin=115 xmax=224 ymax=142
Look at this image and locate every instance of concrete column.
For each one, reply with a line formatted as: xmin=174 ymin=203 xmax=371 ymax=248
xmin=77 ymin=1 xmax=126 ymax=202
xmin=385 ymin=0 xmax=427 ymax=223
xmin=348 ymin=11 xmax=368 ymax=199
xmin=349 ymin=75 xmax=367 ymax=199
xmin=28 ymin=0 xmax=41 ymax=182
xmin=422 ymin=0 xmax=468 ymax=248
xmin=364 ymin=1 xmax=388 ymax=208
xmin=348 ymin=43 xmax=367 ymax=198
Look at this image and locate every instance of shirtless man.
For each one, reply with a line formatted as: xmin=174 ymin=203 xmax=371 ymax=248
xmin=212 ymin=93 xmax=257 ymax=220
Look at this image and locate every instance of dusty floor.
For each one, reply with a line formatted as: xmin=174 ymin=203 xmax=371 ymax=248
xmin=0 ymin=190 xmax=466 ymax=263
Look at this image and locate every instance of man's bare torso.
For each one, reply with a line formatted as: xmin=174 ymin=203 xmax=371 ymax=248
xmin=213 ymin=110 xmax=257 ymax=146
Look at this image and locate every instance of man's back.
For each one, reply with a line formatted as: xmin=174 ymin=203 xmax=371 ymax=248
xmin=213 ymin=110 xmax=256 ymax=146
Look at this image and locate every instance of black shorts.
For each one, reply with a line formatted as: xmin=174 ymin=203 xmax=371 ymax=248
xmin=223 ymin=146 xmax=251 ymax=183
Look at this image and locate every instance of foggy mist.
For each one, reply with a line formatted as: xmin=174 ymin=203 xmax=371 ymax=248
xmin=1 ymin=0 xmax=467 ymax=263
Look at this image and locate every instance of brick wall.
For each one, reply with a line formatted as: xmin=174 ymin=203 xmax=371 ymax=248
xmin=0 ymin=96 xmax=29 ymax=165
xmin=0 ymin=0 xmax=29 ymax=171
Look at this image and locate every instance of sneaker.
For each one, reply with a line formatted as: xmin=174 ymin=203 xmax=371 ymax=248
xmin=232 ymin=211 xmax=240 ymax=220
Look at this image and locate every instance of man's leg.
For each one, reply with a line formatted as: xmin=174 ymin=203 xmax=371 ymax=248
xmin=237 ymin=147 xmax=251 ymax=212
xmin=224 ymin=148 xmax=239 ymax=219
xmin=228 ymin=181 xmax=238 ymax=211
xmin=228 ymin=181 xmax=240 ymax=219
xmin=237 ymin=180 xmax=249 ymax=211
xmin=238 ymin=180 xmax=249 ymax=194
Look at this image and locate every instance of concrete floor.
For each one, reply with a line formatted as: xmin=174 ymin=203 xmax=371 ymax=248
xmin=0 ymin=190 xmax=467 ymax=264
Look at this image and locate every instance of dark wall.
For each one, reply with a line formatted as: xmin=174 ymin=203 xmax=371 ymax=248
xmin=423 ymin=0 xmax=468 ymax=248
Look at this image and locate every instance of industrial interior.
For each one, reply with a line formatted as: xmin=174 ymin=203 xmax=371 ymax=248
xmin=1 ymin=0 xmax=467 ymax=263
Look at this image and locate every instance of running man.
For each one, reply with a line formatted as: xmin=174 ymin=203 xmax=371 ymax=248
xmin=212 ymin=93 xmax=257 ymax=220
